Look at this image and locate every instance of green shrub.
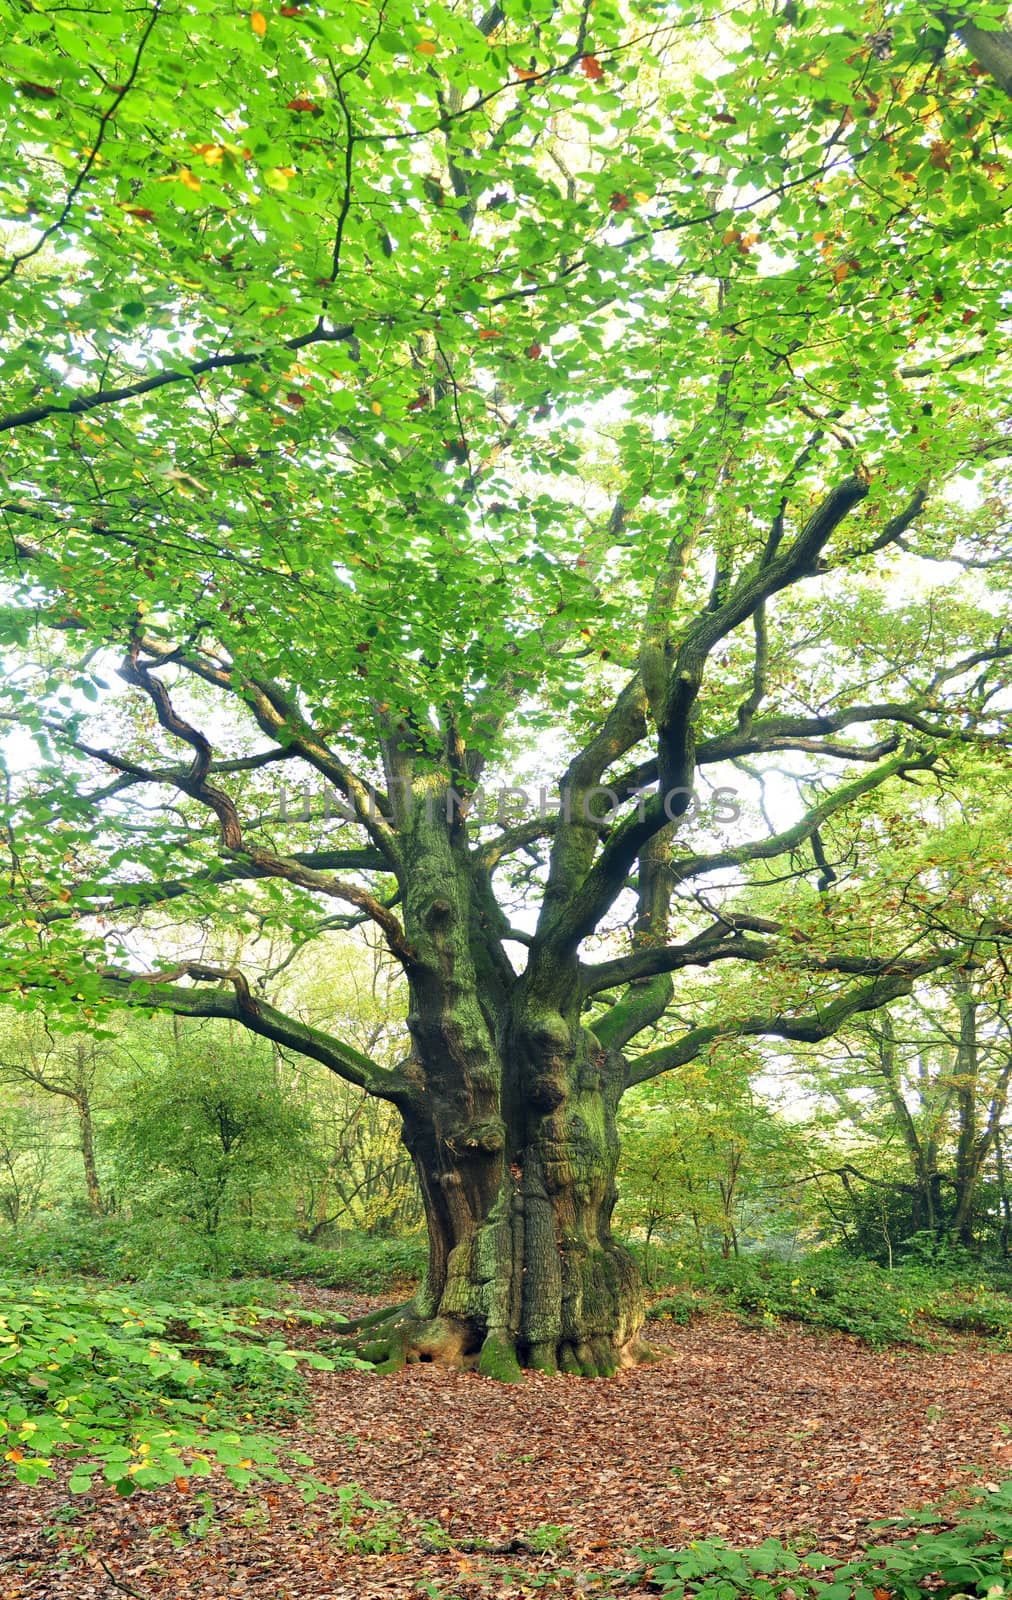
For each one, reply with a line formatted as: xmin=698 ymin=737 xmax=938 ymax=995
xmin=647 ymin=1289 xmax=700 ymax=1326
xmin=642 ymin=1250 xmax=1012 ymax=1349
xmin=635 ymin=1478 xmax=1012 ymax=1600
xmin=0 ymin=1276 xmax=361 ymax=1495
xmin=0 ymin=1218 xmax=426 ymax=1298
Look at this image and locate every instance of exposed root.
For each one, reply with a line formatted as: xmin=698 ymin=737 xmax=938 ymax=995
xmin=331 ymin=1300 xmax=413 ymax=1337
xmin=477 ymin=1329 xmax=524 ymax=1383
xmin=332 ymin=1309 xmax=656 ymax=1382
xmin=335 ymin=1310 xmax=479 ymax=1374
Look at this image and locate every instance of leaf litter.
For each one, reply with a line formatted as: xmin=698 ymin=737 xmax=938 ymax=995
xmin=3 ymin=1292 xmax=1012 ymax=1600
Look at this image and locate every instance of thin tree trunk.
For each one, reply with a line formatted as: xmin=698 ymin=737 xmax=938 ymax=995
xmin=74 ymin=1044 xmax=103 ymax=1217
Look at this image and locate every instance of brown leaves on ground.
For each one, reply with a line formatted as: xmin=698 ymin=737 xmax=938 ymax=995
xmin=3 ymin=1298 xmax=1012 ymax=1600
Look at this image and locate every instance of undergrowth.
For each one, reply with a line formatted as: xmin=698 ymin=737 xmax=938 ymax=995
xmin=630 ymin=1477 xmax=1012 ymax=1600
xmin=0 ymin=1217 xmax=426 ymax=1296
xmin=643 ymin=1250 xmax=1012 ymax=1348
xmin=0 ymin=1275 xmax=362 ymax=1496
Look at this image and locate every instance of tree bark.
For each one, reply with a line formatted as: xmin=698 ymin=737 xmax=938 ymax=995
xmin=76 ymin=1094 xmax=103 ymax=1217
xmin=363 ymin=1005 xmax=645 ymax=1379
xmin=74 ymin=1044 xmax=103 ymax=1217
xmin=344 ymin=815 xmax=646 ymax=1378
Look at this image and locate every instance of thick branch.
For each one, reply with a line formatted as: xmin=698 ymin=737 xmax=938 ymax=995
xmin=626 ymin=967 xmax=949 ymax=1088
xmin=93 ymin=963 xmax=408 ymax=1103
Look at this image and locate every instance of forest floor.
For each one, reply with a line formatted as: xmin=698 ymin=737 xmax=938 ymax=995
xmin=3 ymin=1285 xmax=1012 ymax=1600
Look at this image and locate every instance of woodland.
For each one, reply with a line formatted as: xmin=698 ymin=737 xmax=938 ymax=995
xmin=0 ymin=0 xmax=1012 ymax=1594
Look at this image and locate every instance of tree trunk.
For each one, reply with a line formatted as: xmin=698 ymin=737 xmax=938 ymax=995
xmin=73 ymin=1043 xmax=103 ymax=1218
xmin=951 ymin=978 xmax=983 ymax=1249
xmin=339 ymin=790 xmax=648 ymax=1380
xmin=76 ymin=1097 xmax=103 ymax=1217
xmin=996 ymin=1132 xmax=1011 ymax=1258
xmin=369 ymin=1019 xmax=644 ymax=1379
xmin=351 ymin=920 xmax=643 ymax=1371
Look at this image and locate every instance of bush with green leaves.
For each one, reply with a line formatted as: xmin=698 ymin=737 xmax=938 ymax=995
xmin=0 ymin=1277 xmax=361 ymax=1495
xmin=112 ymin=1036 xmax=315 ymax=1235
xmin=635 ymin=1478 xmax=1012 ymax=1600
xmin=646 ymin=1252 xmax=1012 ymax=1348
xmin=0 ymin=1214 xmax=428 ymax=1297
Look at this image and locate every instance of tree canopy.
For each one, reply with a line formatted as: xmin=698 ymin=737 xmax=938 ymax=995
xmin=0 ymin=0 xmax=1010 ymax=1376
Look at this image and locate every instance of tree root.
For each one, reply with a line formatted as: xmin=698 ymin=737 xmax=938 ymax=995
xmin=327 ymin=1308 xmax=657 ymax=1381
xmin=329 ymin=1300 xmax=413 ymax=1337
xmin=328 ymin=1309 xmax=479 ymax=1374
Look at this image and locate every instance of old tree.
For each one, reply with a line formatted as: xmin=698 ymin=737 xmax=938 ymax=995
xmin=0 ymin=0 xmax=1011 ymax=1377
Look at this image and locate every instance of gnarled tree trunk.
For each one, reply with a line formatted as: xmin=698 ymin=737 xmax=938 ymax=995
xmin=347 ymin=821 xmax=646 ymax=1380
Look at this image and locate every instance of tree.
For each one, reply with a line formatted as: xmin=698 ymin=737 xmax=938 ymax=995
xmin=618 ymin=1046 xmax=816 ymax=1270
xmin=788 ymin=972 xmax=1012 ymax=1256
xmin=0 ymin=0 xmax=1010 ymax=1376
xmin=0 ymin=1020 xmax=108 ymax=1215
xmin=112 ymin=1023 xmax=313 ymax=1235
xmin=0 ymin=1098 xmax=54 ymax=1227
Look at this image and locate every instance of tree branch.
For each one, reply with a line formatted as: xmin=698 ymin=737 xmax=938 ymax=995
xmin=90 ymin=963 xmax=409 ymax=1103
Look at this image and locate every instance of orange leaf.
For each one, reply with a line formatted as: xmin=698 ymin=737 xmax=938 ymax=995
xmin=609 ymin=192 xmax=630 ymax=212
xmin=280 ymin=3 xmax=302 ymax=11
xmin=415 ymin=39 xmax=438 ymax=55
xmin=928 ymin=139 xmax=952 ymax=171
xmin=515 ymin=68 xmax=539 ymax=81
xmin=525 ymin=342 xmax=543 ymax=359
xmin=251 ymin=9 xmax=267 ymax=36
xmin=174 ymin=1476 xmax=190 ymax=1494
xmin=286 ymin=98 xmax=320 ymax=112
xmin=580 ymin=53 xmax=604 ymax=80
xmin=122 ymin=206 xmax=155 ymax=221
xmin=477 ymin=328 xmax=501 ymax=340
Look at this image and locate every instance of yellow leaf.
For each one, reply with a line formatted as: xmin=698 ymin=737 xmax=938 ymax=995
xmin=415 ymin=38 xmax=437 ymax=55
xmin=177 ymin=166 xmax=202 ymax=192
xmin=251 ymin=9 xmax=267 ymax=35
xmin=371 ymin=400 xmax=382 ymax=414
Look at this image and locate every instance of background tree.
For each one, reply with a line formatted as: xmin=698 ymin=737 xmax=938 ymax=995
xmin=782 ymin=974 xmax=1012 ymax=1258
xmin=0 ymin=0 xmax=1009 ymax=1378
xmin=618 ymin=1044 xmax=817 ymax=1272
xmin=0 ymin=1022 xmax=109 ymax=1215
xmin=112 ymin=1023 xmax=314 ymax=1236
xmin=0 ymin=1099 xmax=54 ymax=1227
